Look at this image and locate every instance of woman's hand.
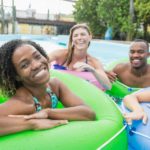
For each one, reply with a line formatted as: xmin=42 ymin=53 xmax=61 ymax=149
xmin=8 ymin=110 xmax=68 ymax=130
xmin=8 ymin=109 xmax=49 ymax=120
xmin=25 ymin=109 xmax=49 ymax=120
xmin=123 ymin=110 xmax=148 ymax=125
xmin=73 ymin=62 xmax=94 ymax=72
xmin=29 ymin=119 xmax=68 ymax=130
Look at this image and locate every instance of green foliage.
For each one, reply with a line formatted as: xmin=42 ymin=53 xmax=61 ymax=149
xmin=73 ymin=0 xmax=106 ymax=38
xmin=135 ymin=0 xmax=150 ymax=23
xmin=73 ymin=0 xmax=132 ymax=39
xmin=73 ymin=0 xmax=150 ymax=40
xmin=97 ymin=0 xmax=131 ymax=37
xmin=134 ymin=0 xmax=150 ymax=40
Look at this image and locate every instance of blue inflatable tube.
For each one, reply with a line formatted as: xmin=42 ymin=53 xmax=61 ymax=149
xmin=121 ymin=88 xmax=150 ymax=150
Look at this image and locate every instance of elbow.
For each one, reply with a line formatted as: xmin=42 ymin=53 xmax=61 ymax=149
xmin=123 ymin=95 xmax=132 ymax=105
xmin=0 ymin=131 xmax=5 ymax=136
xmin=84 ymin=108 xmax=96 ymax=121
xmin=103 ymin=82 xmax=112 ymax=90
xmin=123 ymin=95 xmax=131 ymax=102
xmin=105 ymin=84 xmax=112 ymax=90
xmin=89 ymin=110 xmax=96 ymax=120
xmin=123 ymin=95 xmax=128 ymax=103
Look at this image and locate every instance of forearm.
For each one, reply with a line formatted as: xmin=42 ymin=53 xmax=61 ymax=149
xmin=123 ymin=95 xmax=143 ymax=112
xmin=92 ymin=69 xmax=112 ymax=90
xmin=45 ymin=106 xmax=96 ymax=121
xmin=0 ymin=117 xmax=33 ymax=136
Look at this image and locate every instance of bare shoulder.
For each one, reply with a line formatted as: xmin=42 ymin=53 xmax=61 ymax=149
xmin=49 ymin=49 xmax=68 ymax=62
xmin=50 ymin=78 xmax=60 ymax=87
xmin=113 ymin=63 xmax=129 ymax=73
xmin=5 ymin=88 xmax=32 ymax=104
xmin=49 ymin=78 xmax=62 ymax=95
xmin=49 ymin=77 xmax=71 ymax=98
xmin=50 ymin=49 xmax=67 ymax=56
xmin=88 ymin=54 xmax=100 ymax=62
xmin=0 ymin=89 xmax=34 ymax=116
xmin=87 ymin=54 xmax=103 ymax=67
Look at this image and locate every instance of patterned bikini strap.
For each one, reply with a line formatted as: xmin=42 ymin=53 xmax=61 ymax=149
xmin=33 ymin=97 xmax=42 ymax=112
xmin=46 ymin=88 xmax=58 ymax=109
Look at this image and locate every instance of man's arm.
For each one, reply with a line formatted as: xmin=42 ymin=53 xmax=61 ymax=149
xmin=123 ymin=91 xmax=150 ymax=125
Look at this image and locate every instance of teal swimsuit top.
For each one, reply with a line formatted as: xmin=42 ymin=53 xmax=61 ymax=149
xmin=33 ymin=88 xmax=58 ymax=112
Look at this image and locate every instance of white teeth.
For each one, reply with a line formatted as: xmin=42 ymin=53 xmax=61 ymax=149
xmin=78 ymin=40 xmax=85 ymax=44
xmin=133 ymin=59 xmax=140 ymax=62
xmin=34 ymin=69 xmax=46 ymax=78
xmin=79 ymin=41 xmax=84 ymax=44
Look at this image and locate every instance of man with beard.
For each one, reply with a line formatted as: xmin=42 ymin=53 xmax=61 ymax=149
xmin=106 ymin=39 xmax=150 ymax=88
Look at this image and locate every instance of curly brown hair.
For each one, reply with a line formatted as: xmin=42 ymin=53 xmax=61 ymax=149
xmin=0 ymin=39 xmax=49 ymax=97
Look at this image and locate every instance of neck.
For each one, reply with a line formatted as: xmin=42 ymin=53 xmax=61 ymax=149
xmin=71 ymin=54 xmax=87 ymax=65
xmin=24 ymin=83 xmax=49 ymax=100
xmin=74 ymin=47 xmax=87 ymax=55
xmin=131 ymin=65 xmax=148 ymax=77
xmin=73 ymin=49 xmax=87 ymax=60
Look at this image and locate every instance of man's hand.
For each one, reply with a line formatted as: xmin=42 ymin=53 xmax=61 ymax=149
xmin=105 ymin=71 xmax=117 ymax=82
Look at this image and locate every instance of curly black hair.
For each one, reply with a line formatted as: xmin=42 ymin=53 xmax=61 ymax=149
xmin=0 ymin=39 xmax=49 ymax=97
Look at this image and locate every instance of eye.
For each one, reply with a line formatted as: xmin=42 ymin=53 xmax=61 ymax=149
xmin=130 ymin=50 xmax=134 ymax=54
xmin=35 ymin=54 xmax=41 ymax=60
xmin=73 ymin=34 xmax=78 ymax=38
xmin=138 ymin=50 xmax=145 ymax=54
xmin=20 ymin=62 xmax=29 ymax=69
xmin=81 ymin=32 xmax=86 ymax=36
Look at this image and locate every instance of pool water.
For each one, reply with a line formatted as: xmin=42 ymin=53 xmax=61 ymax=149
xmin=0 ymin=34 xmax=130 ymax=67
xmin=52 ymin=35 xmax=130 ymax=66
xmin=89 ymin=41 xmax=129 ymax=66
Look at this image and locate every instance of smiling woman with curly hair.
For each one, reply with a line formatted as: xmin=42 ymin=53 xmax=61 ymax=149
xmin=0 ymin=39 xmax=95 ymax=136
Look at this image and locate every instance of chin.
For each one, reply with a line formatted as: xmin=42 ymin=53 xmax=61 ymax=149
xmin=41 ymin=76 xmax=50 ymax=84
xmin=132 ymin=65 xmax=143 ymax=69
xmin=34 ymin=75 xmax=50 ymax=85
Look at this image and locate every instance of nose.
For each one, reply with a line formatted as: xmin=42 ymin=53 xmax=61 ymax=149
xmin=31 ymin=59 xmax=41 ymax=70
xmin=133 ymin=52 xmax=140 ymax=57
xmin=76 ymin=34 xmax=82 ymax=40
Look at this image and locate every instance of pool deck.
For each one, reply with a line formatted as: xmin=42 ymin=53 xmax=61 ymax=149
xmin=93 ymin=39 xmax=150 ymax=46
xmin=93 ymin=39 xmax=131 ymax=45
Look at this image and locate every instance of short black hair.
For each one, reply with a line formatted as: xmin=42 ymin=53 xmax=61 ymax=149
xmin=133 ymin=39 xmax=149 ymax=52
xmin=0 ymin=39 xmax=49 ymax=97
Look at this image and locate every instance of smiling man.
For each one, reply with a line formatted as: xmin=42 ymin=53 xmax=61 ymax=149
xmin=106 ymin=39 xmax=150 ymax=88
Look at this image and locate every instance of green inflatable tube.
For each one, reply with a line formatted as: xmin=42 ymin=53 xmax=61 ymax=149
xmin=0 ymin=70 xmax=127 ymax=150
xmin=106 ymin=80 xmax=140 ymax=104
xmin=0 ymin=90 xmax=8 ymax=104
